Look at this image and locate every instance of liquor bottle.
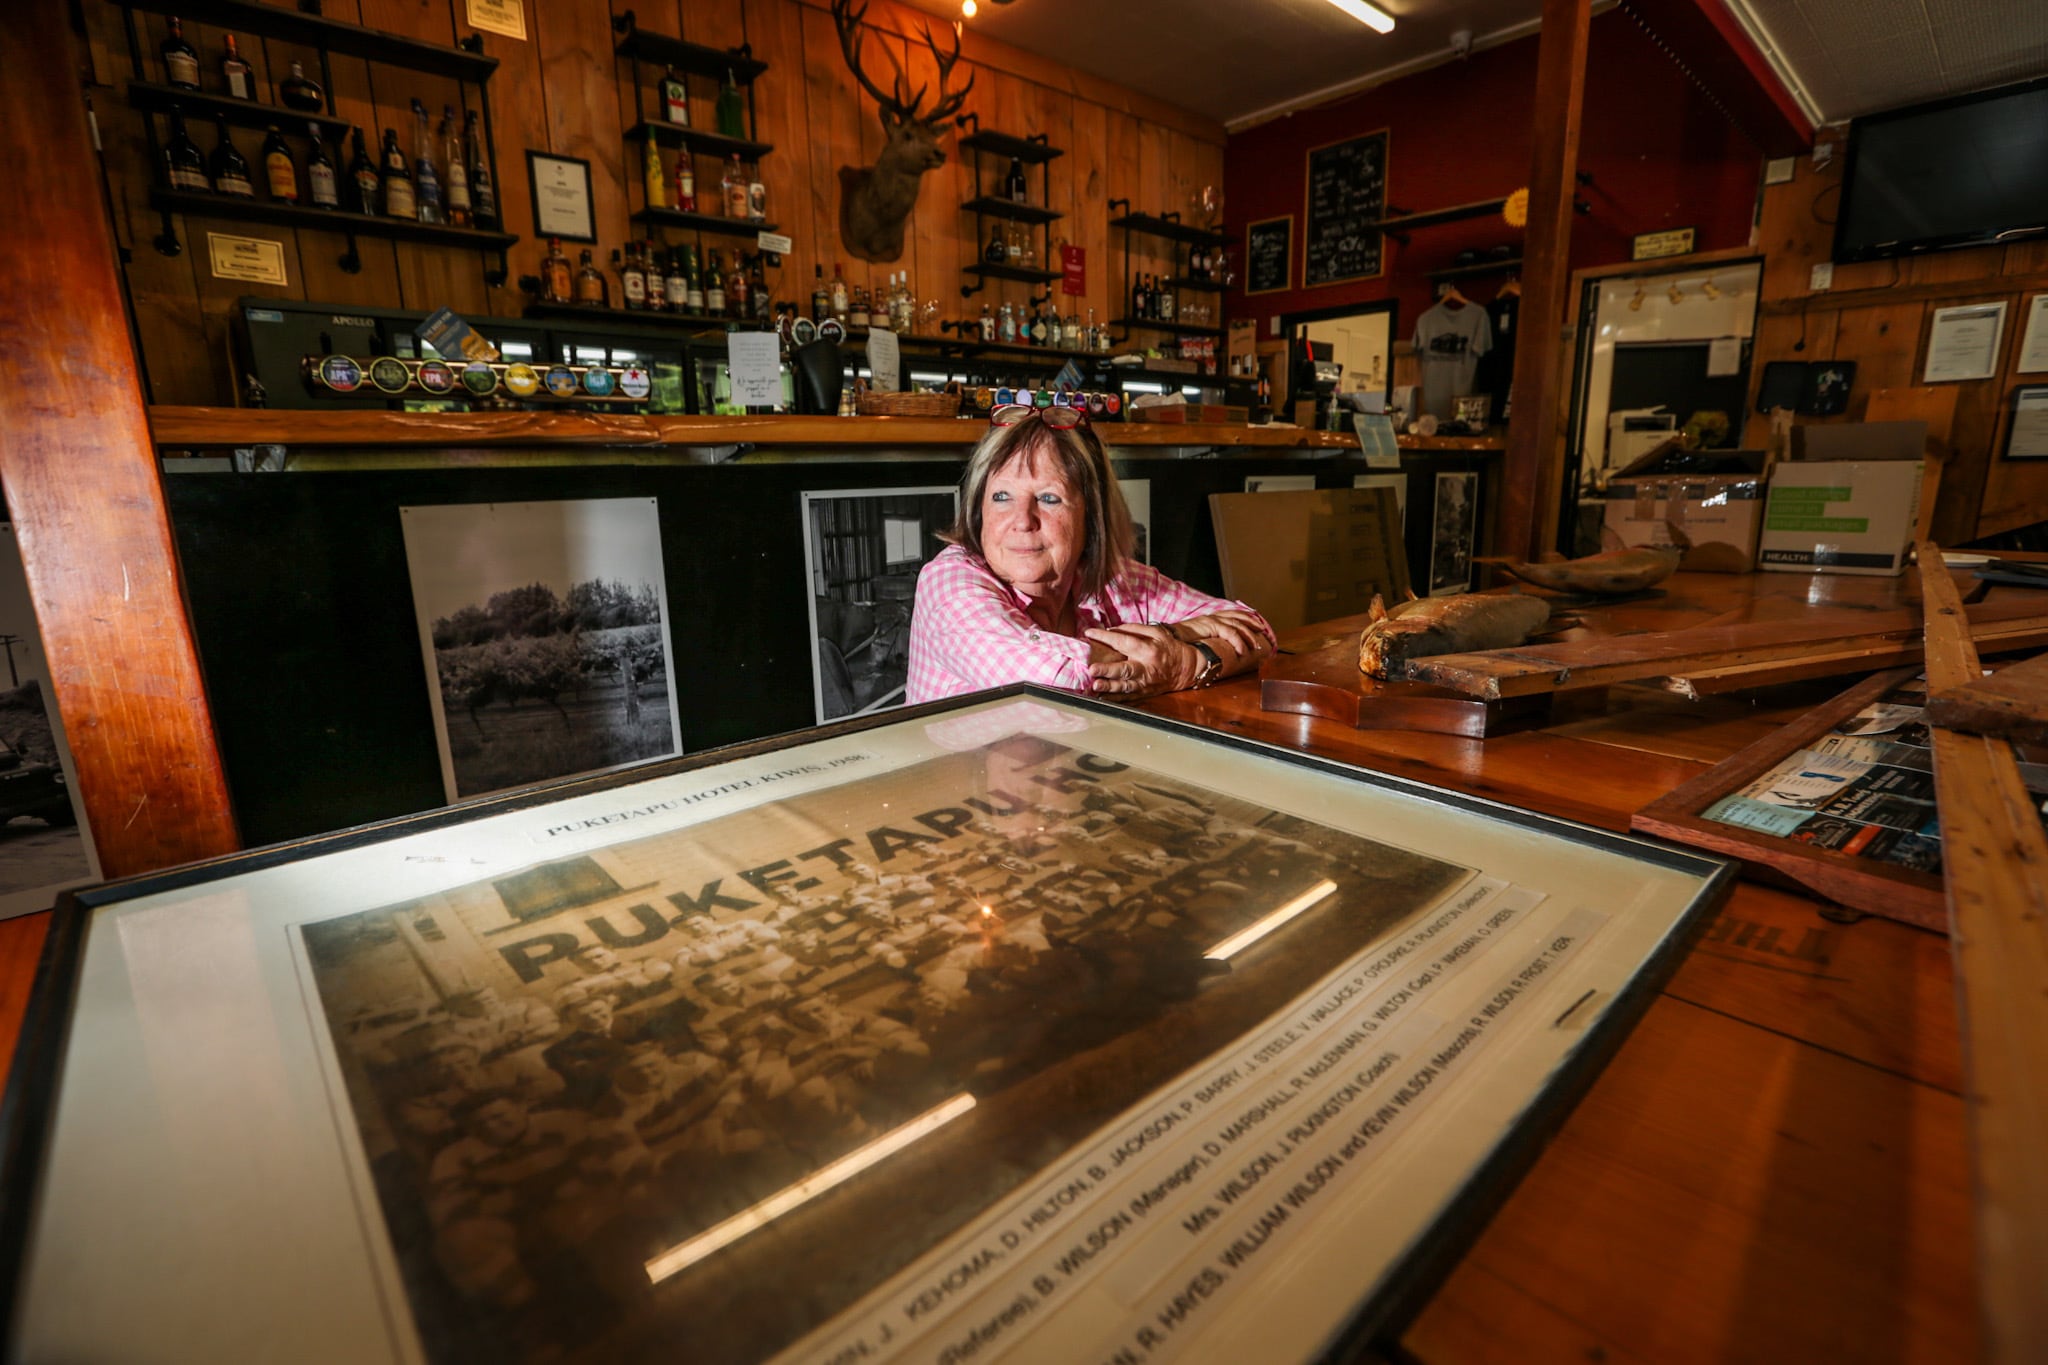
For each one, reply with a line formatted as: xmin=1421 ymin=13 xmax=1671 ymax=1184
xmin=682 ymin=246 xmax=704 ymax=313
xmin=163 ymin=108 xmax=210 ymax=192
xmin=261 ymin=124 xmax=298 ymax=202
xmin=726 ymin=253 xmax=748 ymax=319
xmin=575 ymin=248 xmax=607 ymax=306
xmin=618 ymin=246 xmax=645 ymax=310
xmin=715 ymin=68 xmax=746 ymax=139
xmin=667 ymin=248 xmax=692 ymax=315
xmin=998 ymin=301 xmax=1016 ymax=343
xmin=1046 ymin=307 xmax=1062 ymax=349
xmin=409 ymin=99 xmax=441 ymax=223
xmin=746 ymin=162 xmax=766 ymax=222
xmin=1029 ymin=304 xmax=1047 ymax=347
xmin=160 ymin=17 xmax=200 ymax=90
xmin=750 ymin=255 xmax=770 ymax=323
xmin=704 ymin=248 xmax=725 ymax=315
xmin=984 ymin=222 xmax=1004 ymax=265
xmin=440 ymin=106 xmax=470 ymax=227
xmin=1005 ymin=220 xmax=1022 ymax=263
xmin=978 ymin=303 xmax=995 ymax=341
xmin=1005 ymin=156 xmax=1027 ymax=205
xmin=643 ymin=134 xmax=667 ymax=210
xmin=810 ymin=264 xmax=829 ymax=322
xmin=279 ymin=61 xmax=324 ymax=113
xmin=205 ymin=115 xmax=252 ymax=196
xmin=379 ymin=127 xmax=414 ymax=219
xmin=721 ymin=154 xmax=747 ymax=219
xmin=220 ymin=34 xmax=253 ymax=100
xmin=661 ymin=65 xmax=689 ymax=126
xmin=1064 ymin=311 xmax=1081 ymax=348
xmin=1159 ymin=279 xmax=1175 ymax=322
xmin=305 ymin=123 xmax=338 ymax=208
xmin=830 ymin=262 xmax=848 ymax=320
xmin=1085 ymin=307 xmax=1099 ymax=352
xmin=540 ymin=237 xmax=573 ymax=303
xmin=345 ymin=126 xmax=378 ymax=215
xmin=464 ymin=110 xmax=497 ymax=229
xmin=673 ymin=151 xmax=696 ymax=212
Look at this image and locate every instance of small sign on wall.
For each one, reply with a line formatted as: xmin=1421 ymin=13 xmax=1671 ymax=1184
xmin=207 ymin=232 xmax=287 ymax=285
xmin=1631 ymin=227 xmax=1697 ymax=261
xmin=466 ymin=0 xmax=526 ymax=41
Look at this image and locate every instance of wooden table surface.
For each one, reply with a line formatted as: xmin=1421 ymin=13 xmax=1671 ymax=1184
xmin=1137 ymin=569 xmax=1981 ymax=1364
xmin=0 ymin=570 xmax=1987 ymax=1362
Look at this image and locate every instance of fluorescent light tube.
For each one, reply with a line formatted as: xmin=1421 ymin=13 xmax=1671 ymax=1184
xmin=1323 ymin=0 xmax=1396 ymax=33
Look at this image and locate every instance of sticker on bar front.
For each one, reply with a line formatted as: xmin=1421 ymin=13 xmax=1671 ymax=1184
xmin=619 ymin=366 xmax=651 ymax=400
xmin=544 ymin=365 xmax=579 ymax=397
xmin=316 ymin=355 xmax=361 ymax=392
xmin=502 ymin=362 xmax=539 ymax=397
xmin=582 ymin=367 xmax=616 ymax=397
xmin=368 ymin=357 xmax=411 ymax=394
xmin=460 ymin=361 xmax=498 ymax=396
xmin=415 ymin=360 xmax=455 ymax=394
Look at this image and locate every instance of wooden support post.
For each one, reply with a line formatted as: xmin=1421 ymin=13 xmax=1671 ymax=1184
xmin=0 ymin=9 xmax=238 ymax=875
xmin=1917 ymin=544 xmax=2048 ymax=1365
xmin=1499 ymin=0 xmax=1593 ymax=561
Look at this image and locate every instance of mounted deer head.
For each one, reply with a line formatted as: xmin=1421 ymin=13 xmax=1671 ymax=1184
xmin=832 ymin=0 xmax=974 ymax=264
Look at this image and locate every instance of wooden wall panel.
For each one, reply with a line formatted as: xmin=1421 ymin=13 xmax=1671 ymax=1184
xmin=90 ymin=0 xmax=1226 ymax=403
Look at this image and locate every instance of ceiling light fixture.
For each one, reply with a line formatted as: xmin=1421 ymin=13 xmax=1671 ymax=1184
xmin=961 ymin=0 xmax=976 ymax=15
xmin=1322 ymin=0 xmax=1396 ymax=34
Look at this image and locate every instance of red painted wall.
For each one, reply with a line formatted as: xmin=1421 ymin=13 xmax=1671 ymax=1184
xmin=1224 ymin=10 xmax=1763 ymax=344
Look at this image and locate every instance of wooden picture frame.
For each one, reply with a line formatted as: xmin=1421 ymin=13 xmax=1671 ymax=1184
xmin=526 ymin=150 xmax=596 ymax=243
xmin=0 ymin=687 xmax=1731 ymax=1364
xmin=1302 ymin=130 xmax=1389 ymax=289
xmin=1632 ymin=667 xmax=1946 ymax=931
xmin=1245 ymin=215 xmax=1293 ymax=296
xmin=2002 ymin=384 xmax=2048 ymax=459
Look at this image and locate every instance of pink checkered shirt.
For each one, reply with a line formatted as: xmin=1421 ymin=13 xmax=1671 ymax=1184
xmin=905 ymin=545 xmax=1272 ymax=702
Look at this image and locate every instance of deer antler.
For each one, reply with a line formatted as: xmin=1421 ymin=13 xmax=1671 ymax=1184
xmin=830 ymin=0 xmax=974 ymax=126
xmin=921 ymin=20 xmax=974 ymax=123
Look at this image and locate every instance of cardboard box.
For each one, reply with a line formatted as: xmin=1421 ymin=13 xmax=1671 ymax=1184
xmin=1602 ymin=474 xmax=1764 ymax=573
xmin=1757 ymin=460 xmax=1924 ymax=576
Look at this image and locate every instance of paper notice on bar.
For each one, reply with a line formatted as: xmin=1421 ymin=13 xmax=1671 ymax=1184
xmin=1923 ymin=301 xmax=2007 ymax=383
xmin=1707 ymin=336 xmax=1742 ymax=377
xmin=726 ymin=332 xmax=783 ymax=409
xmin=866 ymin=328 xmax=901 ymax=393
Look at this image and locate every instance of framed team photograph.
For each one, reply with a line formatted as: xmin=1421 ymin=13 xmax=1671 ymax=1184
xmin=0 ymin=689 xmax=1730 ymax=1365
xmin=801 ymin=487 xmax=958 ymax=724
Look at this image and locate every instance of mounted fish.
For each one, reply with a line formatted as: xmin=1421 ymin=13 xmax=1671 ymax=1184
xmin=1481 ymin=524 xmax=1691 ymax=596
xmin=831 ymin=0 xmax=974 ymax=264
xmin=1359 ymin=592 xmax=1553 ymax=680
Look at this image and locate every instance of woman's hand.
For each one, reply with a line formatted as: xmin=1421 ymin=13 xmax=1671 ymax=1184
xmin=1167 ymin=611 xmax=1271 ymax=664
xmin=1083 ymin=625 xmax=1200 ymax=698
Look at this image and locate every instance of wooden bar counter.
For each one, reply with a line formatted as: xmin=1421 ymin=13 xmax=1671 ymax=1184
xmin=0 ymin=570 xmax=1975 ymax=1363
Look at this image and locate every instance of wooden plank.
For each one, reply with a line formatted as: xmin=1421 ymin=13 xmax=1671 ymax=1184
xmin=1758 ymin=266 xmax=2048 ymax=317
xmin=1919 ymin=540 xmax=2048 ymax=1365
xmin=1404 ymin=596 xmax=2048 ymax=700
xmin=1 ymin=5 xmax=239 ymax=874
xmin=1926 ymin=652 xmax=2048 ymax=745
xmin=1498 ymin=0 xmax=1591 ymax=561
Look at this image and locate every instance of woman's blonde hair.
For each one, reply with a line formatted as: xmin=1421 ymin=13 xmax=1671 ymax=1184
xmin=942 ymin=414 xmax=1135 ymax=600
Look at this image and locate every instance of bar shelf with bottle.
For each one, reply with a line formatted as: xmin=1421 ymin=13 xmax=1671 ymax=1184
xmin=962 ymin=263 xmax=1061 ymax=287
xmin=960 ymin=196 xmax=1062 ymax=226
xmin=624 ymin=121 xmax=773 ymax=164
xmin=612 ymin=19 xmax=767 ymax=84
xmin=958 ymin=123 xmax=1062 ymax=300
xmin=1107 ymin=211 xmax=1229 ymax=248
xmin=116 ymin=0 xmax=499 ymax=81
xmin=127 ymin=82 xmax=351 ymax=139
xmin=520 ymin=301 xmax=767 ymax=333
xmin=149 ymin=188 xmax=517 ymax=250
xmin=632 ymin=207 xmax=777 ymax=240
xmin=1112 ymin=317 xmax=1224 ymax=339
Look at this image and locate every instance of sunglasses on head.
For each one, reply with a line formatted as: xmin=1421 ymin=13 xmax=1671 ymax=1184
xmin=991 ymin=402 xmax=1089 ymax=429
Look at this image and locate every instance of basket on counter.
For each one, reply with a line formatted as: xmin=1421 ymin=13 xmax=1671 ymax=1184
xmin=853 ymin=381 xmax=961 ymax=418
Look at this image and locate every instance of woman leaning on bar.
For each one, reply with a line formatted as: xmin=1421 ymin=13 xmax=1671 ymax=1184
xmin=906 ymin=403 xmax=1276 ymax=703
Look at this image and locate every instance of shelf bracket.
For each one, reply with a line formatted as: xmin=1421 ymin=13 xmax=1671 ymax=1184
xmin=338 ymin=234 xmax=362 ymax=276
xmin=612 ymin=11 xmax=638 ymax=38
xmin=485 ymin=249 xmax=509 ymax=288
xmin=960 ymin=275 xmax=986 ymax=299
xmin=1108 ymin=197 xmax=1130 ymax=216
xmin=954 ymin=111 xmax=979 ymax=134
xmin=151 ymin=209 xmax=181 ymax=258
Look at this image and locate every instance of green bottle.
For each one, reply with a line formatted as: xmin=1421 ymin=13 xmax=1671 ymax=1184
xmin=715 ymin=68 xmax=747 ymax=139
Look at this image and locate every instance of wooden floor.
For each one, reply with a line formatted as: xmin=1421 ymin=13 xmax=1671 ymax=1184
xmin=1137 ymin=569 xmax=1983 ymax=1364
xmin=0 ymin=570 xmax=1988 ymax=1361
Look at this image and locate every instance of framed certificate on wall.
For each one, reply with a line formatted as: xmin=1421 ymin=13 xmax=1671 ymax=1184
xmin=527 ymin=150 xmax=595 ymax=243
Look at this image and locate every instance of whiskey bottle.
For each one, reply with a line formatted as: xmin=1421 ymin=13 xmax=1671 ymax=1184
xmin=409 ymin=99 xmax=442 ymax=222
xmin=220 ymin=34 xmax=253 ymax=100
xmin=721 ymin=154 xmax=747 ymax=219
xmin=540 ymin=237 xmax=573 ymax=303
xmin=726 ymin=253 xmax=749 ymax=318
xmin=379 ymin=127 xmax=415 ymax=219
xmin=205 ymin=115 xmax=252 ymax=196
xmin=160 ymin=17 xmax=200 ymax=91
xmin=850 ymin=285 xmax=870 ymax=328
xmin=984 ymin=222 xmax=1004 ymax=265
xmin=830 ymin=262 xmax=848 ymax=319
xmin=279 ymin=61 xmax=324 ymax=113
xmin=441 ymin=106 xmax=470 ymax=227
xmin=165 ymin=109 xmax=212 ymax=193
xmin=345 ymin=126 xmax=378 ymax=215
xmin=704 ymin=248 xmax=725 ymax=314
xmin=619 ymin=245 xmax=646 ymax=311
xmin=261 ymin=124 xmax=298 ymax=202
xmin=681 ymin=247 xmax=703 ymax=313
xmin=810 ymin=264 xmax=829 ymax=322
xmin=463 ymin=110 xmax=498 ymax=229
xmin=1005 ymin=156 xmax=1027 ymax=204
xmin=661 ymin=65 xmax=689 ymax=126
xmin=305 ymin=122 xmax=339 ymax=208
xmin=575 ymin=248 xmax=607 ymax=306
xmin=1159 ymin=279 xmax=1175 ymax=322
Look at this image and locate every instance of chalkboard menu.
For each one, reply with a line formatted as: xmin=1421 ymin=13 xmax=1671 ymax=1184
xmin=1245 ymin=216 xmax=1292 ymax=295
xmin=1303 ymin=131 xmax=1388 ymax=287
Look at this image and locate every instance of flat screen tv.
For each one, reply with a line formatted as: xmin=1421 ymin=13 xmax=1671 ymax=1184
xmin=1833 ymin=77 xmax=2048 ymax=263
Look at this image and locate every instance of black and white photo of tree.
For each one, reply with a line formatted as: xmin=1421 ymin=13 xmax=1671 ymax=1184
xmin=402 ymin=500 xmax=681 ymax=802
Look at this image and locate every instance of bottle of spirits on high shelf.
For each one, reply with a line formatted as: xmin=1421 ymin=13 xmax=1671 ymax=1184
xmin=643 ymin=134 xmax=667 ymax=210
xmin=164 ymin=109 xmax=210 ymax=191
xmin=1159 ymin=279 xmax=1175 ymax=322
xmin=619 ymin=245 xmax=646 ymax=311
xmin=810 ymin=265 xmax=829 ymax=322
xmin=220 ymin=34 xmax=253 ymax=100
xmin=984 ymin=223 xmax=1004 ymax=265
xmin=346 ymin=126 xmax=379 ymax=214
xmin=1046 ymin=307 xmax=1062 ymax=348
xmin=440 ymin=106 xmax=470 ymax=227
xmin=979 ymin=303 xmax=995 ymax=341
xmin=261 ymin=124 xmax=298 ymax=202
xmin=726 ymin=253 xmax=749 ymax=319
xmin=674 ymin=150 xmax=696 ymax=211
xmin=305 ymin=123 xmax=338 ymax=208
xmin=160 ymin=17 xmax=200 ymax=90
xmin=280 ymin=61 xmax=324 ymax=113
xmin=575 ymin=248 xmax=607 ymax=306
xmin=661 ymin=64 xmax=690 ymax=126
xmin=746 ymin=162 xmax=766 ymax=222
xmin=1005 ymin=156 xmax=1028 ymax=205
xmin=409 ymin=99 xmax=442 ymax=222
xmin=750 ymin=255 xmax=769 ymax=323
xmin=998 ymin=301 xmax=1016 ymax=343
xmin=715 ymin=68 xmax=746 ymax=139
xmin=704 ymin=249 xmax=726 ymax=315
xmin=541 ymin=237 xmax=573 ymax=303
xmin=722 ymin=155 xmax=747 ymax=219
xmin=205 ymin=116 xmax=251 ymax=196
xmin=379 ymin=127 xmax=414 ymax=219
xmin=830 ymin=262 xmax=849 ymax=320
xmin=683 ymin=246 xmax=704 ymax=313
xmin=464 ymin=110 xmax=497 ymax=229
